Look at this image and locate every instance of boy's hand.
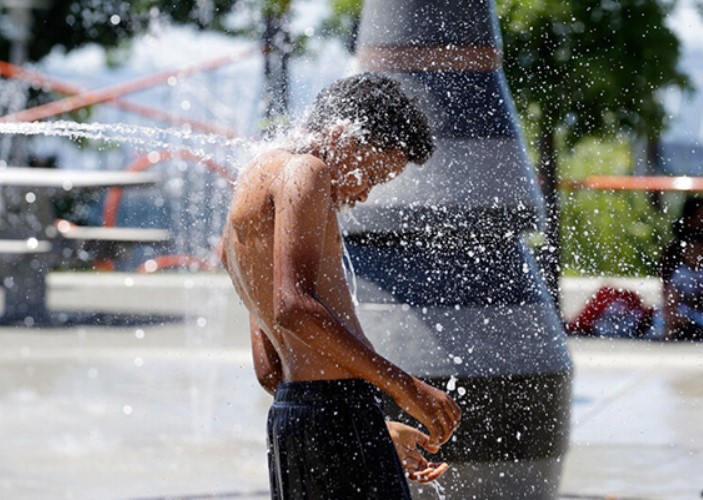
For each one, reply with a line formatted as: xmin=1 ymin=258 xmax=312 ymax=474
xmin=394 ymin=377 xmax=461 ymax=447
xmin=385 ymin=421 xmax=449 ymax=483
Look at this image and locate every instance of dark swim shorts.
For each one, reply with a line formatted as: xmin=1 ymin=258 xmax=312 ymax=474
xmin=267 ymin=379 xmax=412 ymax=499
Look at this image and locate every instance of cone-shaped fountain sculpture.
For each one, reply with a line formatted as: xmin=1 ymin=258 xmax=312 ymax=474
xmin=342 ymin=1 xmax=573 ymax=497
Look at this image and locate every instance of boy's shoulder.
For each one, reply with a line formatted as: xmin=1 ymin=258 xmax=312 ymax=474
xmin=241 ymin=149 xmax=328 ymax=188
xmin=279 ymin=151 xmax=327 ymax=175
xmin=271 ymin=151 xmax=332 ymax=195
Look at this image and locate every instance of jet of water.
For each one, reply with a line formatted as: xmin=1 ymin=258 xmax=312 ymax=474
xmin=0 ymin=120 xmax=251 ymax=167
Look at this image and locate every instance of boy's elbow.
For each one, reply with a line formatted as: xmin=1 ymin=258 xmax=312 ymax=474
xmin=274 ymin=292 xmax=322 ymax=335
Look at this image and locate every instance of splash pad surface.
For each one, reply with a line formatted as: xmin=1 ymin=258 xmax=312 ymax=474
xmin=0 ymin=273 xmax=701 ymax=499
xmin=0 ymin=272 xmax=271 ymax=499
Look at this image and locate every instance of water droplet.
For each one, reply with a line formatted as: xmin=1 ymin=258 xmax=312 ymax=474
xmin=57 ymin=220 xmax=71 ymax=233
xmin=143 ymin=259 xmax=158 ymax=273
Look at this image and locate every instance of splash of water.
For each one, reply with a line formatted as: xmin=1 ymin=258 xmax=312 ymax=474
xmin=0 ymin=120 xmax=250 ymax=166
xmin=430 ymin=480 xmax=447 ymax=500
xmin=342 ymin=240 xmax=359 ymax=306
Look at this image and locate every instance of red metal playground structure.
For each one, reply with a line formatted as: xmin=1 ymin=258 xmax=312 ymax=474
xmin=0 ymin=50 xmax=256 ymax=272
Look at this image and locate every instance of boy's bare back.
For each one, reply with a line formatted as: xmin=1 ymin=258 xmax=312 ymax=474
xmin=222 ymin=148 xmax=373 ymax=384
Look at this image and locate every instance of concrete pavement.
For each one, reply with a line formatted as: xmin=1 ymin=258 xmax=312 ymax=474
xmin=0 ymin=272 xmax=701 ymax=499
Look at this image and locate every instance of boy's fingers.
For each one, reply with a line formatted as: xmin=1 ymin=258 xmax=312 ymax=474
xmin=404 ymin=457 xmax=428 ymax=473
xmin=428 ymin=427 xmax=441 ymax=448
xmin=410 ymin=462 xmax=449 ymax=483
xmin=433 ymin=409 xmax=460 ymax=444
xmin=422 ymin=442 xmax=440 ymax=454
xmin=411 ymin=427 xmax=440 ymax=453
xmin=402 ymin=457 xmax=422 ymax=470
xmin=416 ymin=432 xmax=439 ymax=454
xmin=423 ymin=462 xmax=449 ymax=482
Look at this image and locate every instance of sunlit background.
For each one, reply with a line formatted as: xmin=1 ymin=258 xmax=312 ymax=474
xmin=1 ymin=1 xmax=702 ymax=499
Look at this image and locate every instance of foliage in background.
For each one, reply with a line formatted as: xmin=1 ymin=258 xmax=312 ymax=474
xmin=559 ymin=138 xmax=676 ymax=277
xmin=325 ymin=0 xmax=691 ymax=147
xmin=498 ymin=0 xmax=689 ymax=287
xmin=0 ymin=1 xmax=241 ymax=64
xmin=321 ymin=0 xmax=362 ymax=50
xmin=498 ymin=0 xmax=689 ymax=144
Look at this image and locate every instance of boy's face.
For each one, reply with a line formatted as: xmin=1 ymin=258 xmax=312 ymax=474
xmin=332 ymin=142 xmax=407 ymax=208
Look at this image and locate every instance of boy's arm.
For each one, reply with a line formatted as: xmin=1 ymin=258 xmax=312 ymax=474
xmin=250 ymin=315 xmax=282 ymax=395
xmin=272 ymin=158 xmax=460 ymax=445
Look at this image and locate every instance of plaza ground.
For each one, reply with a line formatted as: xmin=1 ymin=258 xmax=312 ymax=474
xmin=0 ymin=273 xmax=701 ymax=499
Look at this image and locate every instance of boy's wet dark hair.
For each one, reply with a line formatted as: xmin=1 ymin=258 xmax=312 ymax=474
xmin=304 ymin=73 xmax=435 ymax=164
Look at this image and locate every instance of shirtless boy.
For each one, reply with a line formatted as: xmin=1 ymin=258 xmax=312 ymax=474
xmin=222 ymin=73 xmax=461 ymax=499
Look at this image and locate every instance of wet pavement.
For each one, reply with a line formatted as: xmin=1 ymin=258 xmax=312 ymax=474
xmin=0 ymin=273 xmax=702 ymax=499
xmin=562 ymin=338 xmax=703 ymax=499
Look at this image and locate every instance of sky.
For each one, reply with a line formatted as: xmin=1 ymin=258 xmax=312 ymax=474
xmin=662 ymin=0 xmax=703 ymax=146
xmin=666 ymin=0 xmax=703 ymax=47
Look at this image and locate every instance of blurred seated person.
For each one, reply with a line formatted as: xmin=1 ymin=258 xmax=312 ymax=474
xmin=660 ymin=196 xmax=703 ymax=341
xmin=565 ymin=286 xmax=654 ymax=339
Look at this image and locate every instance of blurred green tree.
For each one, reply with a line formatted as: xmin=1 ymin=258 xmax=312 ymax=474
xmin=321 ymin=0 xmax=362 ymax=51
xmin=558 ymin=138 xmax=674 ymax=277
xmin=497 ymin=0 xmax=688 ymax=284
xmin=0 ymin=1 xmax=239 ymax=64
xmin=323 ymin=0 xmax=691 ymax=281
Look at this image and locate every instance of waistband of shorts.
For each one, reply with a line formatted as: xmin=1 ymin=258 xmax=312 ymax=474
xmin=274 ymin=379 xmax=381 ymax=405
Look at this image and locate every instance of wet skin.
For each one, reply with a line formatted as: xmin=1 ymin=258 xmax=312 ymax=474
xmin=221 ymin=128 xmax=461 ymax=477
xmin=222 ymin=144 xmax=405 ymax=384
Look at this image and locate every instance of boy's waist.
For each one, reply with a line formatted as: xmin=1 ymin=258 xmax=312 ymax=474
xmin=274 ymin=378 xmax=381 ymax=405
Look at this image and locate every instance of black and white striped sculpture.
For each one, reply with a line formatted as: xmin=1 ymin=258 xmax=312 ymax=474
xmin=342 ymin=0 xmax=572 ymax=497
